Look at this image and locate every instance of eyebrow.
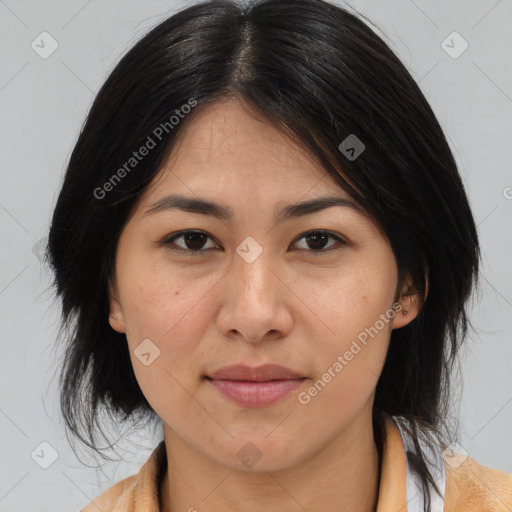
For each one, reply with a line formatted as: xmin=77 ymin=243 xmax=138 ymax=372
xmin=143 ymin=193 xmax=363 ymax=223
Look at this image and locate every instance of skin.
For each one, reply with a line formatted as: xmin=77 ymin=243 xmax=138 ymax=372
xmin=108 ymin=97 xmax=423 ymax=512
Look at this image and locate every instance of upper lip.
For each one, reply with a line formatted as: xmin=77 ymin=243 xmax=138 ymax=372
xmin=206 ymin=364 xmax=305 ymax=382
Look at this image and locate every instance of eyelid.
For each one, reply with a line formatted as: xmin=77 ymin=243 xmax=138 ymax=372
xmin=159 ymin=229 xmax=349 ymax=255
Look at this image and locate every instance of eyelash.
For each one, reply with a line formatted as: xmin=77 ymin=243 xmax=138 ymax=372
xmin=160 ymin=230 xmax=348 ymax=256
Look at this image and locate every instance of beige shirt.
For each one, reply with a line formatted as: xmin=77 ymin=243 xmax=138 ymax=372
xmin=80 ymin=415 xmax=512 ymax=511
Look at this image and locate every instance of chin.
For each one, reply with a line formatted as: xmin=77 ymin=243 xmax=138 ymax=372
xmin=212 ymin=436 xmax=306 ymax=473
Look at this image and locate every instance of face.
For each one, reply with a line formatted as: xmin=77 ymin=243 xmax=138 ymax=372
xmin=109 ymin=97 xmax=416 ymax=472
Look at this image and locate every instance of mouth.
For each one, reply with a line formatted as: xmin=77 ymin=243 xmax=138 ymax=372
xmin=204 ymin=364 xmax=307 ymax=408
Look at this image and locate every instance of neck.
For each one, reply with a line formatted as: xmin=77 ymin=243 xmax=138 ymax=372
xmin=160 ymin=407 xmax=382 ymax=512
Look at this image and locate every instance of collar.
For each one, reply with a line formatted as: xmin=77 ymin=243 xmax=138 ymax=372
xmin=391 ymin=414 xmax=446 ymax=512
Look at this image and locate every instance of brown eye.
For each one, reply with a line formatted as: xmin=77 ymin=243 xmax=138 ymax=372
xmin=162 ymin=230 xmax=218 ymax=254
xmin=292 ymin=230 xmax=347 ymax=254
xmin=161 ymin=229 xmax=347 ymax=256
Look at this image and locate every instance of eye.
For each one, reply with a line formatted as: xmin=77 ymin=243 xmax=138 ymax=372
xmin=291 ymin=230 xmax=347 ymax=254
xmin=160 ymin=229 xmax=347 ymax=255
xmin=160 ymin=230 xmax=219 ymax=255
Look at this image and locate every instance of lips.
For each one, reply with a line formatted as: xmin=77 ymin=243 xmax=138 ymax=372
xmin=205 ymin=364 xmax=306 ymax=407
xmin=206 ymin=364 xmax=304 ymax=382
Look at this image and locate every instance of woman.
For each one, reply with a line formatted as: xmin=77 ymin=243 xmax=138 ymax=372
xmin=46 ymin=0 xmax=512 ymax=510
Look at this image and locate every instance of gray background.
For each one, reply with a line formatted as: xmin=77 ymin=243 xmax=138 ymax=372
xmin=1 ymin=0 xmax=511 ymax=510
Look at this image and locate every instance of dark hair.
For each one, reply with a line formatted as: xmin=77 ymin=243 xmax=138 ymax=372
xmin=46 ymin=0 xmax=480 ymax=509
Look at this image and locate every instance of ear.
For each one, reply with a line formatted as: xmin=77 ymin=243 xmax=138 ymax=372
xmin=108 ymin=280 xmax=126 ymax=333
xmin=392 ymin=277 xmax=429 ymax=330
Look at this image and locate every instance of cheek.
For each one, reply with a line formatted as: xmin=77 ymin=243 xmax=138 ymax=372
xmin=118 ymin=255 xmax=216 ymax=345
xmin=293 ymin=253 xmax=396 ymax=344
xmin=297 ymin=313 xmax=391 ymax=428
xmin=295 ymin=250 xmax=396 ymax=401
xmin=119 ymin=268 xmax=212 ymax=420
xmin=118 ymin=259 xmax=221 ymax=408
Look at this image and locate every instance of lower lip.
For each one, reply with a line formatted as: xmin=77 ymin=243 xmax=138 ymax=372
xmin=207 ymin=378 xmax=305 ymax=407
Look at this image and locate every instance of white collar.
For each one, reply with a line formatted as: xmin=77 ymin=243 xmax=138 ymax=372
xmin=392 ymin=415 xmax=446 ymax=512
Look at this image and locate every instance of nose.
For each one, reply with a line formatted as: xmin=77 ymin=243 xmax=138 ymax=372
xmin=215 ymin=246 xmax=293 ymax=344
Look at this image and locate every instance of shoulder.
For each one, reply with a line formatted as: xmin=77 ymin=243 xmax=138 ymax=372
xmin=80 ymin=474 xmax=138 ymax=512
xmin=444 ymin=454 xmax=512 ymax=512
xmin=77 ymin=441 xmax=167 ymax=512
xmin=389 ymin=414 xmax=512 ymax=512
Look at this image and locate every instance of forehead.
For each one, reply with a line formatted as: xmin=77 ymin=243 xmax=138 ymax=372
xmin=173 ymin=98 xmax=326 ymax=178
xmin=134 ymin=97 xmax=360 ymax=221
